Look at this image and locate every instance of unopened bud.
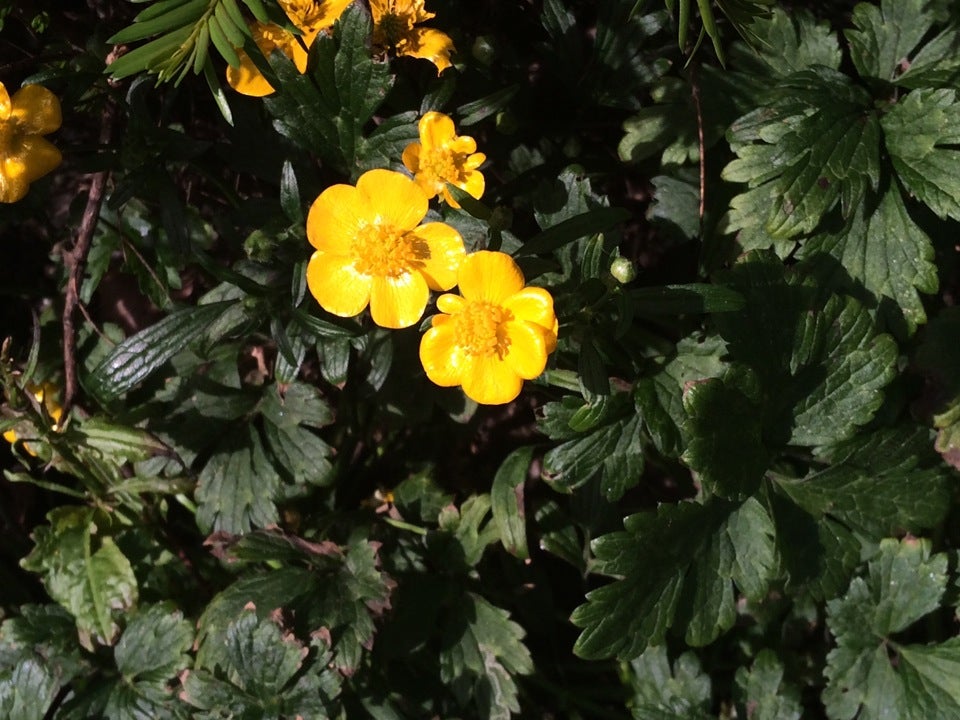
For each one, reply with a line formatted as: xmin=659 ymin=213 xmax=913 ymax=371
xmin=609 ymin=257 xmax=637 ymax=284
xmin=471 ymin=35 xmax=497 ymax=66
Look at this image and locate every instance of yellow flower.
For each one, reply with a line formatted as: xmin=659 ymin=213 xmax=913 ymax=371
xmin=370 ymin=0 xmax=455 ymax=74
xmin=306 ymin=168 xmax=466 ymax=328
xmin=0 ymin=82 xmax=61 ymax=203
xmin=402 ymin=111 xmax=485 ymax=208
xmin=226 ymin=0 xmax=352 ymax=96
xmin=3 ymin=383 xmax=63 ymax=457
xmin=419 ymin=251 xmax=558 ymax=405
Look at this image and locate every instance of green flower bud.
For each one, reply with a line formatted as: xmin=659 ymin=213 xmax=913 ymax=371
xmin=471 ymin=35 xmax=497 ymax=66
xmin=609 ymin=257 xmax=637 ymax=284
xmin=495 ymin=110 xmax=518 ymax=135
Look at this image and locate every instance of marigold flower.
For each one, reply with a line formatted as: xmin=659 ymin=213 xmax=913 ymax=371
xmin=370 ymin=0 xmax=454 ymax=74
xmin=3 ymin=383 xmax=63 ymax=457
xmin=226 ymin=0 xmax=352 ymax=96
xmin=402 ymin=111 xmax=485 ymax=208
xmin=419 ymin=251 xmax=558 ymax=405
xmin=0 ymin=82 xmax=61 ymax=203
xmin=306 ymin=168 xmax=466 ymax=328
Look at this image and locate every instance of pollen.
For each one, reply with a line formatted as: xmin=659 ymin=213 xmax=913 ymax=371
xmin=453 ymin=301 xmax=513 ymax=357
xmin=352 ymin=222 xmax=428 ymax=277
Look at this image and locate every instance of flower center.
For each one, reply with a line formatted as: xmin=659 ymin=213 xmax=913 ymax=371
xmin=420 ymin=147 xmax=464 ymax=187
xmin=453 ymin=301 xmax=512 ymax=358
xmin=353 ymin=221 xmax=427 ymax=277
xmin=377 ymin=12 xmax=408 ymax=47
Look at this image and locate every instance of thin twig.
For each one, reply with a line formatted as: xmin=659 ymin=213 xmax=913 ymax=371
xmin=689 ymin=62 xmax=706 ymax=240
xmin=62 ymin=97 xmax=116 ymax=416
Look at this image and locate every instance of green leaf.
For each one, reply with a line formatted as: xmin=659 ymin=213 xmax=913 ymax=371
xmin=0 ymin=660 xmax=59 ymax=720
xmin=823 ymin=537 xmax=951 ymax=720
xmin=263 ymin=421 xmax=334 ymax=486
xmin=0 ymin=605 xmax=86 ymax=683
xmin=626 ymin=645 xmax=712 ymax=720
xmin=845 ymin=0 xmax=935 ymax=82
xmin=882 ymin=87 xmax=960 ymax=221
xmin=87 ymin=301 xmax=236 ymax=402
xmin=571 ymin=497 xmax=776 ymax=659
xmin=434 ymin=495 xmax=500 ymax=569
xmin=648 ymin=170 xmax=700 ymax=241
xmin=627 ymin=284 xmax=745 ymax=315
xmin=738 ymin=7 xmax=841 ymax=76
xmin=75 ymin=418 xmax=170 ymax=464
xmin=514 ymin=207 xmax=630 ymax=257
xmin=439 ymin=593 xmax=533 ymax=720
xmin=195 ymin=425 xmax=280 ymax=534
xmin=798 ymin=184 xmax=938 ymax=335
xmin=681 ymin=378 xmax=771 ymax=500
xmin=733 ymin=650 xmax=803 ymax=720
xmin=20 ymin=508 xmax=138 ymax=648
xmin=491 ymin=447 xmax=532 ymax=559
xmin=722 ymin=67 xmax=880 ymax=240
xmin=915 ymin=307 xmax=960 ymax=468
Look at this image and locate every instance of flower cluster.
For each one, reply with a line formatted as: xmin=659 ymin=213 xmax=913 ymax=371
xmin=227 ymin=0 xmax=454 ymax=95
xmin=3 ymin=383 xmax=63 ymax=457
xmin=305 ymin=113 xmax=557 ymax=405
xmin=0 ymin=81 xmax=62 ymax=203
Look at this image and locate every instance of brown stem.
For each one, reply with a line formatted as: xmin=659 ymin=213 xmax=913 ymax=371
xmin=689 ymin=62 xmax=706 ymax=240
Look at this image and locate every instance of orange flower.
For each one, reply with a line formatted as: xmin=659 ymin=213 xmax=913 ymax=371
xmin=419 ymin=251 xmax=558 ymax=405
xmin=305 ymin=169 xmax=466 ymax=328
xmin=0 ymin=82 xmax=61 ymax=203
xmin=370 ymin=0 xmax=454 ymax=74
xmin=3 ymin=383 xmax=63 ymax=457
xmin=402 ymin=111 xmax=485 ymax=208
xmin=226 ymin=0 xmax=352 ymax=96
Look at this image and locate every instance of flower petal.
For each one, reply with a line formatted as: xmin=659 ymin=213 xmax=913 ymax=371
xmin=306 ymin=251 xmax=371 ymax=317
xmin=357 ymin=169 xmax=427 ymax=231
xmin=460 ymin=168 xmax=485 ymax=201
xmin=0 ymin=156 xmax=31 ymax=203
xmin=457 ymin=251 xmax=525 ymax=303
xmin=461 ymin=355 xmax=523 ymax=405
xmin=0 ymin=82 xmax=11 ymax=120
xmin=401 ymin=141 xmax=421 ymax=174
xmin=368 ymin=0 xmax=389 ymax=22
xmin=464 ymin=152 xmax=486 ymax=171
xmin=503 ymin=287 xmax=556 ymax=330
xmin=503 ymin=320 xmax=549 ymax=379
xmin=411 ymin=222 xmax=465 ymax=291
xmin=306 ymin=183 xmax=368 ymax=254
xmin=18 ymin=137 xmax=62 ymax=184
xmin=419 ymin=324 xmax=468 ymax=386
xmin=369 ymin=272 xmax=430 ymax=328
xmin=226 ymin=50 xmax=277 ymax=96
xmin=399 ymin=27 xmax=455 ymax=74
xmin=436 ymin=293 xmax=466 ymax=314
xmin=11 ymin=85 xmax=61 ymax=135
xmin=419 ymin=111 xmax=456 ymax=149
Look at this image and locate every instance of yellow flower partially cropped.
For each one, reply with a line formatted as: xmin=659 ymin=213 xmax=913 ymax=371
xmin=3 ymin=383 xmax=63 ymax=457
xmin=402 ymin=111 xmax=485 ymax=208
xmin=370 ymin=0 xmax=454 ymax=74
xmin=0 ymin=82 xmax=61 ymax=203
xmin=306 ymin=168 xmax=466 ymax=328
xmin=419 ymin=251 xmax=558 ymax=405
xmin=226 ymin=0 xmax=352 ymax=96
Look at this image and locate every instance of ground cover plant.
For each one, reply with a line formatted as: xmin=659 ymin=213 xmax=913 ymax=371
xmin=2 ymin=0 xmax=960 ymax=717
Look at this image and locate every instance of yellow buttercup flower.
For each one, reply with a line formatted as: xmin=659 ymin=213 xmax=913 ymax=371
xmin=370 ymin=0 xmax=455 ymax=74
xmin=419 ymin=251 xmax=558 ymax=405
xmin=305 ymin=168 xmax=466 ymax=328
xmin=3 ymin=383 xmax=63 ymax=457
xmin=0 ymin=82 xmax=61 ymax=203
xmin=402 ymin=111 xmax=485 ymax=208
xmin=226 ymin=0 xmax=352 ymax=96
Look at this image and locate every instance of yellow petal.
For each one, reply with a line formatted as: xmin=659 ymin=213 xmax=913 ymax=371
xmin=399 ymin=27 xmax=455 ymax=74
xmin=465 ymin=152 xmax=486 ymax=170
xmin=369 ymin=272 xmax=429 ymax=328
xmin=503 ymin=320 xmax=548 ymax=379
xmin=460 ymin=168 xmax=485 ymax=200
xmin=226 ymin=50 xmax=277 ymax=96
xmin=306 ymin=183 xmax=368 ymax=254
xmin=457 ymin=251 xmax=525 ymax=303
xmin=11 ymin=85 xmax=61 ymax=135
xmin=436 ymin=293 xmax=466 ymax=314
xmin=357 ymin=169 xmax=428 ymax=231
xmin=368 ymin=0 xmax=389 ymax=22
xmin=503 ymin=287 xmax=556 ymax=330
xmin=312 ymin=0 xmax=353 ymax=28
xmin=419 ymin=324 xmax=467 ymax=386
xmin=0 ymin=156 xmax=31 ymax=203
xmin=461 ymin=355 xmax=522 ymax=405
xmin=306 ymin=250 xmax=371 ymax=317
xmin=419 ymin=111 xmax=456 ymax=149
xmin=449 ymin=136 xmax=477 ymax=155
xmin=0 ymin=82 xmax=10 ymax=120
xmin=401 ymin=141 xmax=421 ymax=174
xmin=411 ymin=222 xmax=465 ymax=291
xmin=19 ymin=136 xmax=62 ymax=183
xmin=288 ymin=36 xmax=311 ymax=72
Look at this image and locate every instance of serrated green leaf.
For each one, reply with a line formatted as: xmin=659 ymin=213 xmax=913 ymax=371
xmin=0 ymin=605 xmax=86 ymax=682
xmin=75 ymin=418 xmax=170 ymax=464
xmin=882 ymin=87 xmax=960 ymax=221
xmin=723 ymin=68 xmax=879 ymax=240
xmin=799 ymin=183 xmax=938 ymax=335
xmin=571 ymin=497 xmax=776 ymax=659
xmin=734 ymin=650 xmax=802 ymax=720
xmin=263 ymin=420 xmax=334 ymax=486
xmin=114 ymin=604 xmax=193 ymax=681
xmin=823 ymin=537 xmax=951 ymax=720
xmin=195 ymin=425 xmax=280 ymax=534
xmin=87 ymin=301 xmax=235 ymax=401
xmin=0 ymin=659 xmax=58 ymax=720
xmin=627 ymin=645 xmax=712 ymax=720
xmin=682 ymin=378 xmax=770 ymax=500
xmin=738 ymin=7 xmax=840 ymax=76
xmin=845 ymin=0 xmax=935 ymax=82
xmin=491 ymin=447 xmax=532 ymax=559
xmin=20 ymin=508 xmax=138 ymax=648
xmin=648 ymin=170 xmax=700 ymax=241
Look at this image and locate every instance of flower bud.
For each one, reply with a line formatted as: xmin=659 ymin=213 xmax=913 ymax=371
xmin=471 ymin=35 xmax=497 ymax=66
xmin=609 ymin=257 xmax=637 ymax=284
xmin=495 ymin=110 xmax=518 ymax=135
